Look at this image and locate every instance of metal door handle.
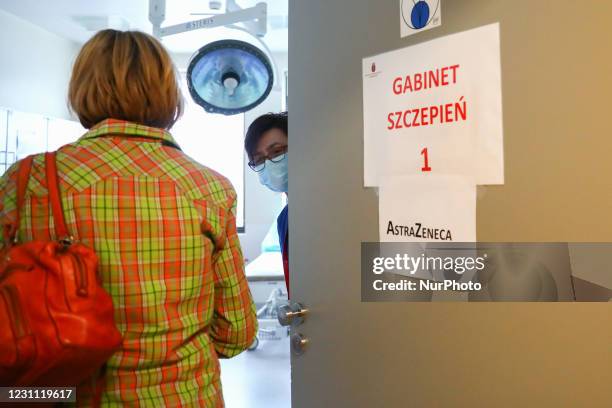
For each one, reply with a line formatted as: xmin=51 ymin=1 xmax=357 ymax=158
xmin=291 ymin=333 xmax=309 ymax=355
xmin=277 ymin=301 xmax=309 ymax=327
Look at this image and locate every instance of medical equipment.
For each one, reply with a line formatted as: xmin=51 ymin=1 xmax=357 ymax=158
xmin=148 ymin=0 xmax=277 ymax=115
xmin=245 ymin=219 xmax=288 ymax=351
xmin=248 ymin=287 xmax=289 ymax=351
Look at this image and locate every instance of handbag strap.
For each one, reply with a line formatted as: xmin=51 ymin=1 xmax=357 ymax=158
xmin=44 ymin=151 xmax=70 ymax=241
xmin=3 ymin=155 xmax=34 ymax=245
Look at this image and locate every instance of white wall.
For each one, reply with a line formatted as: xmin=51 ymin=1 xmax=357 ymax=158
xmin=171 ymin=50 xmax=286 ymax=263
xmin=0 ymin=9 xmax=79 ymax=119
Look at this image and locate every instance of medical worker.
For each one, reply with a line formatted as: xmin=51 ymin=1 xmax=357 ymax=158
xmin=244 ymin=112 xmax=290 ymax=295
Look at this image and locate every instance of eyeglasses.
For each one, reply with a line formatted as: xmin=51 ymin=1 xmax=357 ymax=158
xmin=248 ymin=148 xmax=287 ymax=172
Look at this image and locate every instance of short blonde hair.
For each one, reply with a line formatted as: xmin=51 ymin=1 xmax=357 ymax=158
xmin=68 ymin=30 xmax=183 ymax=129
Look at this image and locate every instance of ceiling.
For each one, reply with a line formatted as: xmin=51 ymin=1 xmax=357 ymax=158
xmin=0 ymin=0 xmax=288 ymax=53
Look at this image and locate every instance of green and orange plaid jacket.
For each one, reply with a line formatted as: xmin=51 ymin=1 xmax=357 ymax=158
xmin=0 ymin=119 xmax=258 ymax=407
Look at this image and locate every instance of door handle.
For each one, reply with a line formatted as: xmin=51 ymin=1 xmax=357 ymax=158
xmin=277 ymin=301 xmax=309 ymax=327
xmin=291 ymin=333 xmax=309 ymax=355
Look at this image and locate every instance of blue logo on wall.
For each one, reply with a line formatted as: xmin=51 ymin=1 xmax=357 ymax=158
xmin=411 ymin=1 xmax=430 ymax=29
xmin=401 ymin=0 xmax=440 ymax=31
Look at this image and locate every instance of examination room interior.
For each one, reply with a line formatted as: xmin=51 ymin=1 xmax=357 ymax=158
xmin=0 ymin=0 xmax=290 ymax=407
xmin=3 ymin=1 xmax=611 ymax=407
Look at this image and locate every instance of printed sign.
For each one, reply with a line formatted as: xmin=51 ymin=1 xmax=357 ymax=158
xmin=400 ymin=0 xmax=441 ymax=38
xmin=363 ymin=23 xmax=504 ymax=186
xmin=379 ymin=174 xmax=476 ymax=242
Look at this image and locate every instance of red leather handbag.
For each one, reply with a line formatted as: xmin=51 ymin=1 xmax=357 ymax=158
xmin=0 ymin=152 xmax=122 ymax=387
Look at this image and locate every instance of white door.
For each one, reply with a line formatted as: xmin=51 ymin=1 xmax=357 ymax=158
xmin=288 ymin=1 xmax=612 ymax=407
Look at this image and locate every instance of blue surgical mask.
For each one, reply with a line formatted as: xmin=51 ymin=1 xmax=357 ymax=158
xmin=258 ymin=155 xmax=288 ymax=193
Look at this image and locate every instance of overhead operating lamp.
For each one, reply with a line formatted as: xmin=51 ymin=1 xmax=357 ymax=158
xmin=186 ymin=39 xmax=273 ymax=115
xmin=149 ymin=0 xmax=276 ymax=115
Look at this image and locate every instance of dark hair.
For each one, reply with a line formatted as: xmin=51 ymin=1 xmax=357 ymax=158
xmin=244 ymin=112 xmax=288 ymax=160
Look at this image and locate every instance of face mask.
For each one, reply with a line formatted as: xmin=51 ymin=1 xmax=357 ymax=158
xmin=258 ymin=155 xmax=288 ymax=193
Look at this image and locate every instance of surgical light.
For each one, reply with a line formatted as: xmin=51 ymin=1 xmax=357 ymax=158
xmin=149 ymin=0 xmax=276 ymax=115
xmin=187 ymin=40 xmax=274 ymax=115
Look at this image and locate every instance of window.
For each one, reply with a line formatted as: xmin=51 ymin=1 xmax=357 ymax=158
xmin=0 ymin=107 xmax=85 ymax=177
xmin=0 ymin=108 xmax=12 ymax=174
xmin=9 ymin=110 xmax=48 ymax=160
xmin=171 ymin=75 xmax=246 ymax=231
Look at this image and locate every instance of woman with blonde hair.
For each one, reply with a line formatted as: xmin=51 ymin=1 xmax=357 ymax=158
xmin=0 ymin=29 xmax=257 ymax=406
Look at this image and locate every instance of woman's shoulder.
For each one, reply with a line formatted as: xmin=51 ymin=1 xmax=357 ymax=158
xmin=172 ymin=151 xmax=238 ymax=205
xmin=0 ymin=153 xmax=47 ymax=195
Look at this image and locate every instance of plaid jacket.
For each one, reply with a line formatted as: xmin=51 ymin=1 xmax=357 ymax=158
xmin=0 ymin=119 xmax=257 ymax=407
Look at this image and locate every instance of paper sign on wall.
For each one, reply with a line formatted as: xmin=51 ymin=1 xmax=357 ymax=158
xmin=363 ymin=23 xmax=504 ymax=187
xmin=379 ymin=175 xmax=476 ymax=243
xmin=400 ymin=0 xmax=441 ymax=38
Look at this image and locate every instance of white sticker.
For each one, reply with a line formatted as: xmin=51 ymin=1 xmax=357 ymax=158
xmin=379 ymin=174 xmax=476 ymax=243
xmin=400 ymin=0 xmax=442 ymax=38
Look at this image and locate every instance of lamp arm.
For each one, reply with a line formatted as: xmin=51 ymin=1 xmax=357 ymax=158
xmin=226 ymin=24 xmax=282 ymax=92
xmin=224 ymin=0 xmax=267 ymax=36
xmin=149 ymin=0 xmax=166 ymax=37
xmin=152 ymin=2 xmax=267 ymax=38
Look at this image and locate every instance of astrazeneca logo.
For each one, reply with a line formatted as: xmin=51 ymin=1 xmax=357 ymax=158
xmin=400 ymin=0 xmax=441 ymax=30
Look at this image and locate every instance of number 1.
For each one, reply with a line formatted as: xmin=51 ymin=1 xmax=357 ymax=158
xmin=421 ymin=147 xmax=432 ymax=172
